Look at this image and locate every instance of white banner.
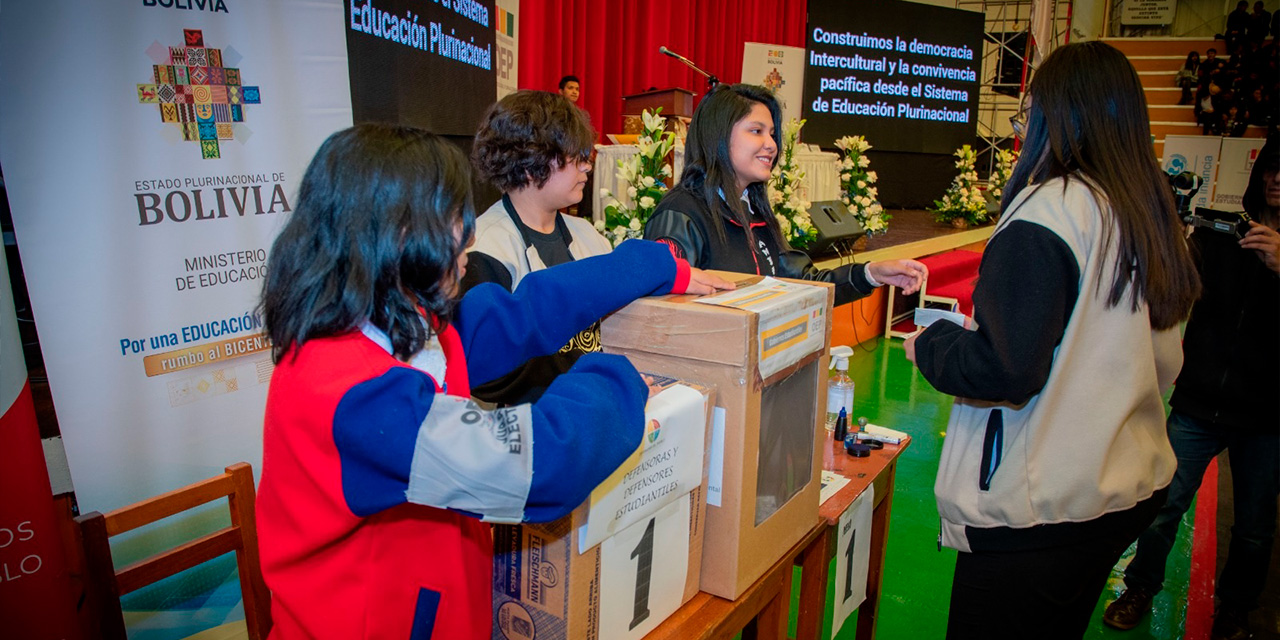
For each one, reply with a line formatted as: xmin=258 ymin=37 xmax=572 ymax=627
xmin=494 ymin=0 xmax=519 ymax=100
xmin=1214 ymin=138 xmax=1265 ymax=209
xmin=0 ymin=1 xmax=353 ymax=514
xmin=1121 ymin=0 xmax=1178 ymax=25
xmin=1162 ymin=135 xmax=1222 ymax=214
xmin=742 ymin=43 xmax=806 ymax=125
xmin=831 ymin=484 xmax=874 ymax=639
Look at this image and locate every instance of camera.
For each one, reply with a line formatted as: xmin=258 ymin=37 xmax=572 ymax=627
xmin=1186 ymin=207 xmax=1254 ymax=240
xmin=1168 ymin=171 xmax=1202 ymax=218
xmin=1166 ymin=171 xmax=1253 ymax=240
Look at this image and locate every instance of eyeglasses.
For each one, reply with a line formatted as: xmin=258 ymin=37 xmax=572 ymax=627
xmin=565 ymin=151 xmax=594 ymax=172
xmin=1009 ymin=101 xmax=1030 ymax=141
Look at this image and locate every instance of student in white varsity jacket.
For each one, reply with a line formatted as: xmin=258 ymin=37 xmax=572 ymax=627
xmin=904 ymin=42 xmax=1202 ymax=640
xmin=462 ymin=90 xmax=613 ymax=405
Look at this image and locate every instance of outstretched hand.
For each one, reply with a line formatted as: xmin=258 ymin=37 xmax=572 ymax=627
xmin=903 ymin=330 xmax=920 ymax=365
xmin=1239 ymin=222 xmax=1280 ymax=273
xmin=868 ymin=259 xmax=929 ymax=294
xmin=685 ymin=268 xmax=736 ymax=295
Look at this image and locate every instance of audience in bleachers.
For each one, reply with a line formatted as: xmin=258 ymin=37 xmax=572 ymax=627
xmin=1248 ymin=1 xmax=1273 ymax=45
xmin=1176 ymin=51 xmax=1200 ymax=104
xmin=1186 ymin=17 xmax=1279 ymax=137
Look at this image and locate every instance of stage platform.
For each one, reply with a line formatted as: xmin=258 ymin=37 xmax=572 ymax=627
xmin=811 ymin=209 xmax=994 ymax=269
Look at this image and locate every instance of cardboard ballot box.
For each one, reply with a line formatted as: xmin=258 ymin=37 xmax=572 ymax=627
xmin=492 ymin=377 xmax=714 ymax=640
xmin=601 ymin=275 xmax=833 ymax=600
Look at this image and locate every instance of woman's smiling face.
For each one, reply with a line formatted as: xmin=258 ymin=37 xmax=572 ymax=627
xmin=728 ymin=102 xmax=777 ymax=193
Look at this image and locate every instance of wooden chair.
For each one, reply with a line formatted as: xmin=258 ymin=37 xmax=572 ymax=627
xmin=75 ymin=462 xmax=272 ymax=640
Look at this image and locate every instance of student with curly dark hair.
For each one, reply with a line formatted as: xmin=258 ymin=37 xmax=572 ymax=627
xmin=255 ymin=123 xmax=731 ymax=639
xmin=464 ymin=89 xmax=612 ymax=405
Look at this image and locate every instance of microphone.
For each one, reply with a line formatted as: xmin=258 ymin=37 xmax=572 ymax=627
xmin=658 ymin=45 xmax=719 ymax=88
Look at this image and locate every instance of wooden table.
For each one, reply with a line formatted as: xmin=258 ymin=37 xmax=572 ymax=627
xmin=796 ymin=435 xmax=911 ymax=640
xmin=644 ymin=434 xmax=909 ymax=640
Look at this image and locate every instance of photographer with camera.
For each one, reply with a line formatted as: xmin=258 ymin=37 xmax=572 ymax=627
xmin=1104 ymin=136 xmax=1279 ymax=640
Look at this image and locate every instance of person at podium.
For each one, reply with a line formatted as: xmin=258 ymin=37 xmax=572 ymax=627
xmin=644 ymin=83 xmax=926 ymax=305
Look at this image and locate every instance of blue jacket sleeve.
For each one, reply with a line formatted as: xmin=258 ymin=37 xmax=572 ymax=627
xmin=454 ymin=239 xmax=680 ymax=387
xmin=523 ymin=352 xmax=647 ymax=522
xmin=332 ymin=353 xmax=647 ymax=523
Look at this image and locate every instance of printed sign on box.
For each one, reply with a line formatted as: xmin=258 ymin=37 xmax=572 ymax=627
xmin=694 ymin=277 xmax=828 ymax=379
xmin=598 ymin=496 xmax=692 ymax=639
xmin=492 ymin=377 xmax=713 ymax=640
xmin=579 ymin=381 xmax=708 ymax=550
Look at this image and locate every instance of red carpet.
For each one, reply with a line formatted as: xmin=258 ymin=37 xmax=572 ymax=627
xmin=1186 ymin=457 xmax=1219 ymax=640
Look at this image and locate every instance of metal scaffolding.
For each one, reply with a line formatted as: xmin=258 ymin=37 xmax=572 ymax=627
xmin=957 ymin=0 xmax=1074 ymax=180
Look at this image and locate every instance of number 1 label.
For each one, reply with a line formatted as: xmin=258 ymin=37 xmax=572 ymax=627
xmin=598 ymin=494 xmax=691 ymax=640
xmin=831 ymin=484 xmax=873 ymax=639
xmin=629 ymin=518 xmax=655 ymax=629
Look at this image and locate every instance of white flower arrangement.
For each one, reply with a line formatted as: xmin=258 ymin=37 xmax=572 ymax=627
xmin=766 ymin=119 xmax=817 ymax=249
xmin=988 ymin=148 xmax=1019 ymax=201
xmin=931 ymin=144 xmax=989 ymax=227
xmin=833 ymin=135 xmax=891 ymax=237
xmin=598 ymin=108 xmax=677 ymax=247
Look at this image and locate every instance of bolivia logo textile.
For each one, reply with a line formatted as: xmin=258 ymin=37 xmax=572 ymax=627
xmin=136 ymin=29 xmax=262 ymax=159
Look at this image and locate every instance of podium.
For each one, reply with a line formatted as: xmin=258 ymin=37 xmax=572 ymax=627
xmin=621 ymin=87 xmax=696 ymax=135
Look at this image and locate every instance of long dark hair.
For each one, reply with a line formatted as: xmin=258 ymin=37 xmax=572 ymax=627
xmin=1183 ymin=51 xmax=1200 ymax=71
xmin=261 ymin=124 xmax=475 ymax=362
xmin=678 ymin=83 xmax=784 ymax=247
xmin=1241 ymin=134 xmax=1279 ymax=226
xmin=1002 ymin=41 xmax=1199 ymax=330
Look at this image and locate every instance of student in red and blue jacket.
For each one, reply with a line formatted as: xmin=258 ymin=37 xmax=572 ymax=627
xmin=255 ymin=124 xmax=731 ymax=639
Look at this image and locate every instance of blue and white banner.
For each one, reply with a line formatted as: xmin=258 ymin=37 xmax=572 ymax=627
xmin=1162 ymin=135 xmax=1222 ymax=212
xmin=0 ymin=0 xmax=352 ymax=517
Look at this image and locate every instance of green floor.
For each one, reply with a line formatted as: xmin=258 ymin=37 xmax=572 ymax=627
xmin=794 ymin=336 xmax=1195 ymax=640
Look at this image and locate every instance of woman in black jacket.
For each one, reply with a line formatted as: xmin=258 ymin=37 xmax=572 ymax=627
xmin=1103 ymin=136 xmax=1279 ymax=639
xmin=644 ymin=84 xmax=926 ymax=306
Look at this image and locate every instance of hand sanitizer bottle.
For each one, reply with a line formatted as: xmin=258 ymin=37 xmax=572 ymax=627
xmin=826 ymin=345 xmax=855 ymax=432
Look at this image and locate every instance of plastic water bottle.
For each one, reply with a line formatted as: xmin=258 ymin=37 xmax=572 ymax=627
xmin=826 ymin=345 xmax=855 ymax=432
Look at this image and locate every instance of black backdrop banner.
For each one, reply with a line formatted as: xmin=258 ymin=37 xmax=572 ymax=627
xmin=802 ymin=0 xmax=984 ymax=154
xmin=346 ymin=0 xmax=497 ymax=136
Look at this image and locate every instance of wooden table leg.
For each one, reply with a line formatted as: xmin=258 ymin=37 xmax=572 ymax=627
xmin=854 ymin=461 xmax=898 ymax=640
xmin=795 ymin=525 xmax=833 ymax=640
xmin=743 ymin=559 xmax=793 ymax=640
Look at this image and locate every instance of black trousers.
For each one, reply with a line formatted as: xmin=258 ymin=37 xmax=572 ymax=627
xmin=945 ymin=490 xmax=1167 ymax=640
